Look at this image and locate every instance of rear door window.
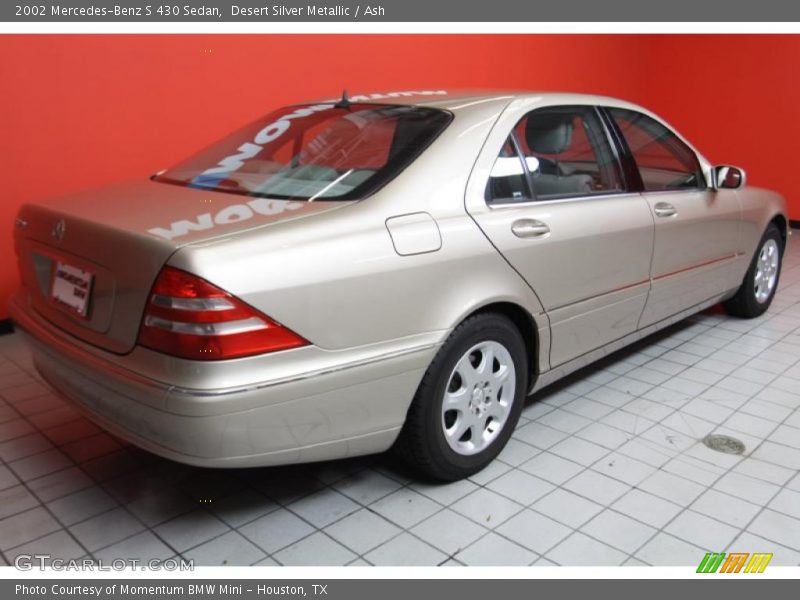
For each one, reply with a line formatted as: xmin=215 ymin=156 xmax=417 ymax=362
xmin=486 ymin=106 xmax=624 ymax=204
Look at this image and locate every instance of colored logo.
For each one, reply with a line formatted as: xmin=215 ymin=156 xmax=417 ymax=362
xmin=697 ymin=552 xmax=773 ymax=573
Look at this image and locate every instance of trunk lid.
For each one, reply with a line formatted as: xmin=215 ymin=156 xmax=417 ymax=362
xmin=14 ymin=179 xmax=348 ymax=354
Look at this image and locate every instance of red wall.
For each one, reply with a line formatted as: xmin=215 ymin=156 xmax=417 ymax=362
xmin=1 ymin=34 xmax=798 ymax=320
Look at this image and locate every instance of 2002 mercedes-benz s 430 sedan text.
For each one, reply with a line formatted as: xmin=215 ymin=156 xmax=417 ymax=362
xmin=11 ymin=91 xmax=789 ymax=480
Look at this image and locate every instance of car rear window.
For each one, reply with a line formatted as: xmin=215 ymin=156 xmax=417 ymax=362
xmin=153 ymin=103 xmax=452 ymax=201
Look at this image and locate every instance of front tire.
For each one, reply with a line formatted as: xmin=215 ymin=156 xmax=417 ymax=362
xmin=724 ymin=223 xmax=783 ymax=318
xmin=393 ymin=312 xmax=528 ymax=481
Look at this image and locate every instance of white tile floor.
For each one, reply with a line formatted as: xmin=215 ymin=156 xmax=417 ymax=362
xmin=1 ymin=232 xmax=799 ymax=567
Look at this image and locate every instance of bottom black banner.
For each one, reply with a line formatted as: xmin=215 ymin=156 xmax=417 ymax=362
xmin=2 ymin=579 xmax=796 ymax=600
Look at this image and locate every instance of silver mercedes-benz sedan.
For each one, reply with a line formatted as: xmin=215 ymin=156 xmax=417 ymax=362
xmin=10 ymin=90 xmax=789 ymax=480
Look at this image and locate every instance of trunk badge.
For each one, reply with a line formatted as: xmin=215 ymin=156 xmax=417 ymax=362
xmin=52 ymin=219 xmax=66 ymax=242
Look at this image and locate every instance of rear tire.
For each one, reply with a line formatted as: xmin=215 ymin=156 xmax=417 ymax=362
xmin=724 ymin=223 xmax=783 ymax=318
xmin=393 ymin=312 xmax=528 ymax=481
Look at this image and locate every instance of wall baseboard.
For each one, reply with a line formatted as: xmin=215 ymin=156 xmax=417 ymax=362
xmin=791 ymin=219 xmax=800 ymax=230
xmin=0 ymin=319 xmax=13 ymax=335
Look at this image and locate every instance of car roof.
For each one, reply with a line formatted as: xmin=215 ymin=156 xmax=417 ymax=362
xmin=307 ymin=90 xmax=647 ymax=112
xmin=297 ymin=89 xmax=709 ymax=177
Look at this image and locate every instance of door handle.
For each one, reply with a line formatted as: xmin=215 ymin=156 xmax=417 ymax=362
xmin=653 ymin=202 xmax=677 ymax=218
xmin=511 ymin=219 xmax=550 ymax=238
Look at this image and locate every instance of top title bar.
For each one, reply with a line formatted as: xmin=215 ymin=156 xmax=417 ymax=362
xmin=5 ymin=0 xmax=800 ymax=22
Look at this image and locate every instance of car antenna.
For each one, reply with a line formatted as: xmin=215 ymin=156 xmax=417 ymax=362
xmin=333 ymin=89 xmax=351 ymax=109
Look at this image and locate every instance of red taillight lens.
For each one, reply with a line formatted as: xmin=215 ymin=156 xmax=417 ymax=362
xmin=138 ymin=267 xmax=308 ymax=360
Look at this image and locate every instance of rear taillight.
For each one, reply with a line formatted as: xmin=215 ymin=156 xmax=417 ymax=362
xmin=137 ymin=267 xmax=308 ymax=360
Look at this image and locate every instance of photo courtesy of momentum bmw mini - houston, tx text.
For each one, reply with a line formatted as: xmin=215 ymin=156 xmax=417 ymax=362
xmin=10 ymin=90 xmax=788 ymax=481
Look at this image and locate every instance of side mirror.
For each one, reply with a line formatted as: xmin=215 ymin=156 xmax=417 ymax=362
xmin=712 ymin=165 xmax=746 ymax=190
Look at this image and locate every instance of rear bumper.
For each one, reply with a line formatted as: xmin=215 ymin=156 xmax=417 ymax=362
xmin=10 ymin=292 xmax=437 ymax=468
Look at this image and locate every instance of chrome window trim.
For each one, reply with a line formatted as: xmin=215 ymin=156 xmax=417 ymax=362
xmin=487 ymin=185 xmax=714 ymax=211
xmin=488 ymin=190 xmax=639 ymax=210
xmin=638 ymin=187 xmax=714 ymax=197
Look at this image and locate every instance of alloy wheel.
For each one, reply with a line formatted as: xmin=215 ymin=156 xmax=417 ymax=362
xmin=441 ymin=341 xmax=516 ymax=456
xmin=754 ymin=238 xmax=780 ymax=304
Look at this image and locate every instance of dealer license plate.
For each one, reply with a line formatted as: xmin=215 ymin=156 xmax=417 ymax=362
xmin=51 ymin=261 xmax=93 ymax=317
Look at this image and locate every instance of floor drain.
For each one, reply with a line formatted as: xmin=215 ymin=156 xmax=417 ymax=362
xmin=702 ymin=434 xmax=746 ymax=455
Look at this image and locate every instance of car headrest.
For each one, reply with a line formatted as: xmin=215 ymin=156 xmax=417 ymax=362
xmin=525 ymin=112 xmax=574 ymax=154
